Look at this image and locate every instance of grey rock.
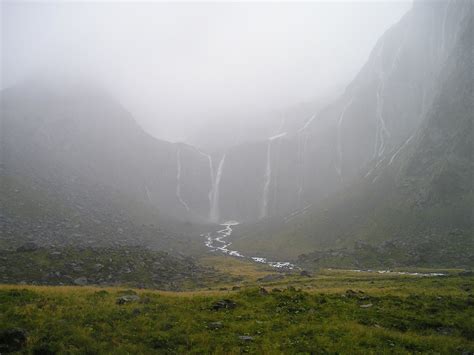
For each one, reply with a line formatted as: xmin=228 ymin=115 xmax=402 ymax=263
xmin=16 ymin=242 xmax=38 ymax=252
xmin=116 ymin=295 xmax=140 ymax=305
xmin=300 ymin=270 xmax=312 ymax=277
xmin=238 ymin=335 xmax=254 ymax=341
xmin=208 ymin=321 xmax=223 ymax=330
xmin=211 ymin=299 xmax=237 ymax=311
xmin=73 ymin=277 xmax=88 ymax=286
xmin=0 ymin=328 xmax=27 ymax=353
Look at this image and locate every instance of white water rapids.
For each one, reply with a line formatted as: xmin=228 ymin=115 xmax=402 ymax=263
xmin=203 ymin=221 xmax=296 ymax=270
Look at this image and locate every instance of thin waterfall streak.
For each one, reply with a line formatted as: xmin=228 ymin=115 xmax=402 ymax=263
xmin=144 ymin=185 xmax=152 ymax=203
xmin=260 ymin=140 xmax=272 ymax=219
xmin=389 ymin=134 xmax=415 ymax=165
xmin=210 ymin=154 xmax=226 ymax=223
xmin=176 ymin=147 xmax=190 ymax=211
xmin=336 ymin=97 xmax=354 ymax=178
xmin=192 ymin=147 xmax=215 ymax=218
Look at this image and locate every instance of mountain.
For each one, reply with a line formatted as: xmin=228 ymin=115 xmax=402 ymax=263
xmin=230 ymin=0 xmax=473 ymax=267
xmin=197 ymin=0 xmax=472 ymax=223
xmin=1 ymin=80 xmax=216 ymax=222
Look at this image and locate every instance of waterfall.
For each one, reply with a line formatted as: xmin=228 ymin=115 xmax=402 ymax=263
xmin=296 ymin=130 xmax=309 ymax=208
xmin=210 ymin=154 xmax=226 ymax=223
xmin=260 ymin=132 xmax=287 ymax=219
xmin=296 ymin=113 xmax=316 ymax=208
xmin=260 ymin=141 xmax=272 ymax=219
xmin=144 ymin=185 xmax=152 ymax=203
xmin=193 ymin=148 xmax=215 ymax=219
xmin=388 ymin=134 xmax=415 ymax=165
xmin=336 ymin=97 xmax=354 ymax=179
xmin=441 ymin=1 xmax=452 ymax=53
xmin=206 ymin=154 xmax=214 ymax=218
xmin=176 ymin=147 xmax=190 ymax=211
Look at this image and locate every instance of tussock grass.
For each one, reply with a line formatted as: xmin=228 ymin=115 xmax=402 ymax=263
xmin=1 ymin=272 xmax=473 ymax=354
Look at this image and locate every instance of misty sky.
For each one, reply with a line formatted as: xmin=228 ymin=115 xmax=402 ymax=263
xmin=1 ymin=1 xmax=411 ymax=142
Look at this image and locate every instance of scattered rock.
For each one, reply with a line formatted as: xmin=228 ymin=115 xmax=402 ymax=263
xmin=73 ymin=277 xmax=88 ymax=286
xmin=16 ymin=242 xmax=38 ymax=252
xmin=459 ymin=270 xmax=473 ymax=277
xmin=132 ymin=308 xmax=141 ymax=316
xmin=300 ymin=270 xmax=312 ymax=277
xmin=259 ymin=287 xmax=269 ymax=295
xmin=208 ymin=321 xmax=223 ymax=330
xmin=0 ymin=328 xmax=27 ymax=353
xmin=238 ymin=335 xmax=254 ymax=341
xmin=116 ymin=295 xmax=140 ymax=305
xmin=211 ymin=299 xmax=237 ymax=311
xmin=360 ymin=303 xmax=373 ymax=308
xmin=232 ymin=286 xmax=241 ymax=291
xmin=272 ymin=288 xmax=282 ymax=293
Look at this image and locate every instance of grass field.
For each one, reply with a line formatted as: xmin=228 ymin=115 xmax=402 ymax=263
xmin=1 ymin=265 xmax=473 ymax=354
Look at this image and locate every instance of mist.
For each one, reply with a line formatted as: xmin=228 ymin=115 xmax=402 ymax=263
xmin=2 ymin=1 xmax=411 ymax=142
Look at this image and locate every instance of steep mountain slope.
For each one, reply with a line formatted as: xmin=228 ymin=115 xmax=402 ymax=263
xmin=1 ymin=81 xmax=215 ymax=223
xmin=231 ymin=0 xmax=473 ymax=266
xmin=206 ymin=0 xmax=470 ymax=223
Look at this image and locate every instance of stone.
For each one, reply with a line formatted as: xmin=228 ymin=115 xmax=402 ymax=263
xmin=16 ymin=242 xmax=38 ymax=252
xmin=116 ymin=295 xmax=140 ymax=305
xmin=211 ymin=299 xmax=237 ymax=311
xmin=0 ymin=328 xmax=27 ymax=353
xmin=360 ymin=303 xmax=373 ymax=308
xmin=73 ymin=277 xmax=88 ymax=286
xmin=238 ymin=335 xmax=254 ymax=341
xmin=208 ymin=321 xmax=223 ymax=330
xmin=300 ymin=270 xmax=312 ymax=277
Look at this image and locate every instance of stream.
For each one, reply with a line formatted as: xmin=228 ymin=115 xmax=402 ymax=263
xmin=203 ymin=221 xmax=296 ymax=270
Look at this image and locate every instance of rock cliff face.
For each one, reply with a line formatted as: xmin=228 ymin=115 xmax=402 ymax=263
xmin=231 ymin=0 xmax=473 ymax=264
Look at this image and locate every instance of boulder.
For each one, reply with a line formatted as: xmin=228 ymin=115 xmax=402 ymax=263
xmin=116 ymin=295 xmax=140 ymax=305
xmin=300 ymin=270 xmax=312 ymax=277
xmin=0 ymin=328 xmax=27 ymax=353
xmin=16 ymin=242 xmax=38 ymax=252
xmin=208 ymin=321 xmax=223 ymax=330
xmin=238 ymin=335 xmax=254 ymax=341
xmin=73 ymin=277 xmax=88 ymax=286
xmin=211 ymin=299 xmax=237 ymax=311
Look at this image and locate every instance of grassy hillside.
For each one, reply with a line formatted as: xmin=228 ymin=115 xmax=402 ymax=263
xmin=1 ymin=271 xmax=473 ymax=354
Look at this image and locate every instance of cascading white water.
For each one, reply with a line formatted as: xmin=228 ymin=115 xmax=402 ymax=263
xmin=373 ymin=32 xmax=406 ymax=160
xmin=176 ymin=147 xmax=190 ymax=211
xmin=295 ymin=113 xmax=316 ymax=209
xmin=336 ymin=97 xmax=354 ymax=179
xmin=193 ymin=148 xmax=215 ymax=219
xmin=260 ymin=133 xmax=287 ymax=219
xmin=388 ymin=134 xmax=414 ymax=165
xmin=144 ymin=185 xmax=152 ymax=203
xmin=205 ymin=154 xmax=214 ymax=217
xmin=203 ymin=221 xmax=296 ymax=269
xmin=210 ymin=154 xmax=226 ymax=223
xmin=441 ymin=0 xmax=452 ymax=53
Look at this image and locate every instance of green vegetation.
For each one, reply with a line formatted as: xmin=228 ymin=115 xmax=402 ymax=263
xmin=1 ymin=271 xmax=473 ymax=354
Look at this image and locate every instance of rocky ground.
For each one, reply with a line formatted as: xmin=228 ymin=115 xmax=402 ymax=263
xmin=0 ymin=244 xmax=235 ymax=290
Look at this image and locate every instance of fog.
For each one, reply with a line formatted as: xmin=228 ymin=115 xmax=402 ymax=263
xmin=1 ymin=1 xmax=411 ymax=142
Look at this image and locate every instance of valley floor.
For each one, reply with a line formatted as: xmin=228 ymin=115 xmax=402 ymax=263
xmin=1 ymin=265 xmax=473 ymax=354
